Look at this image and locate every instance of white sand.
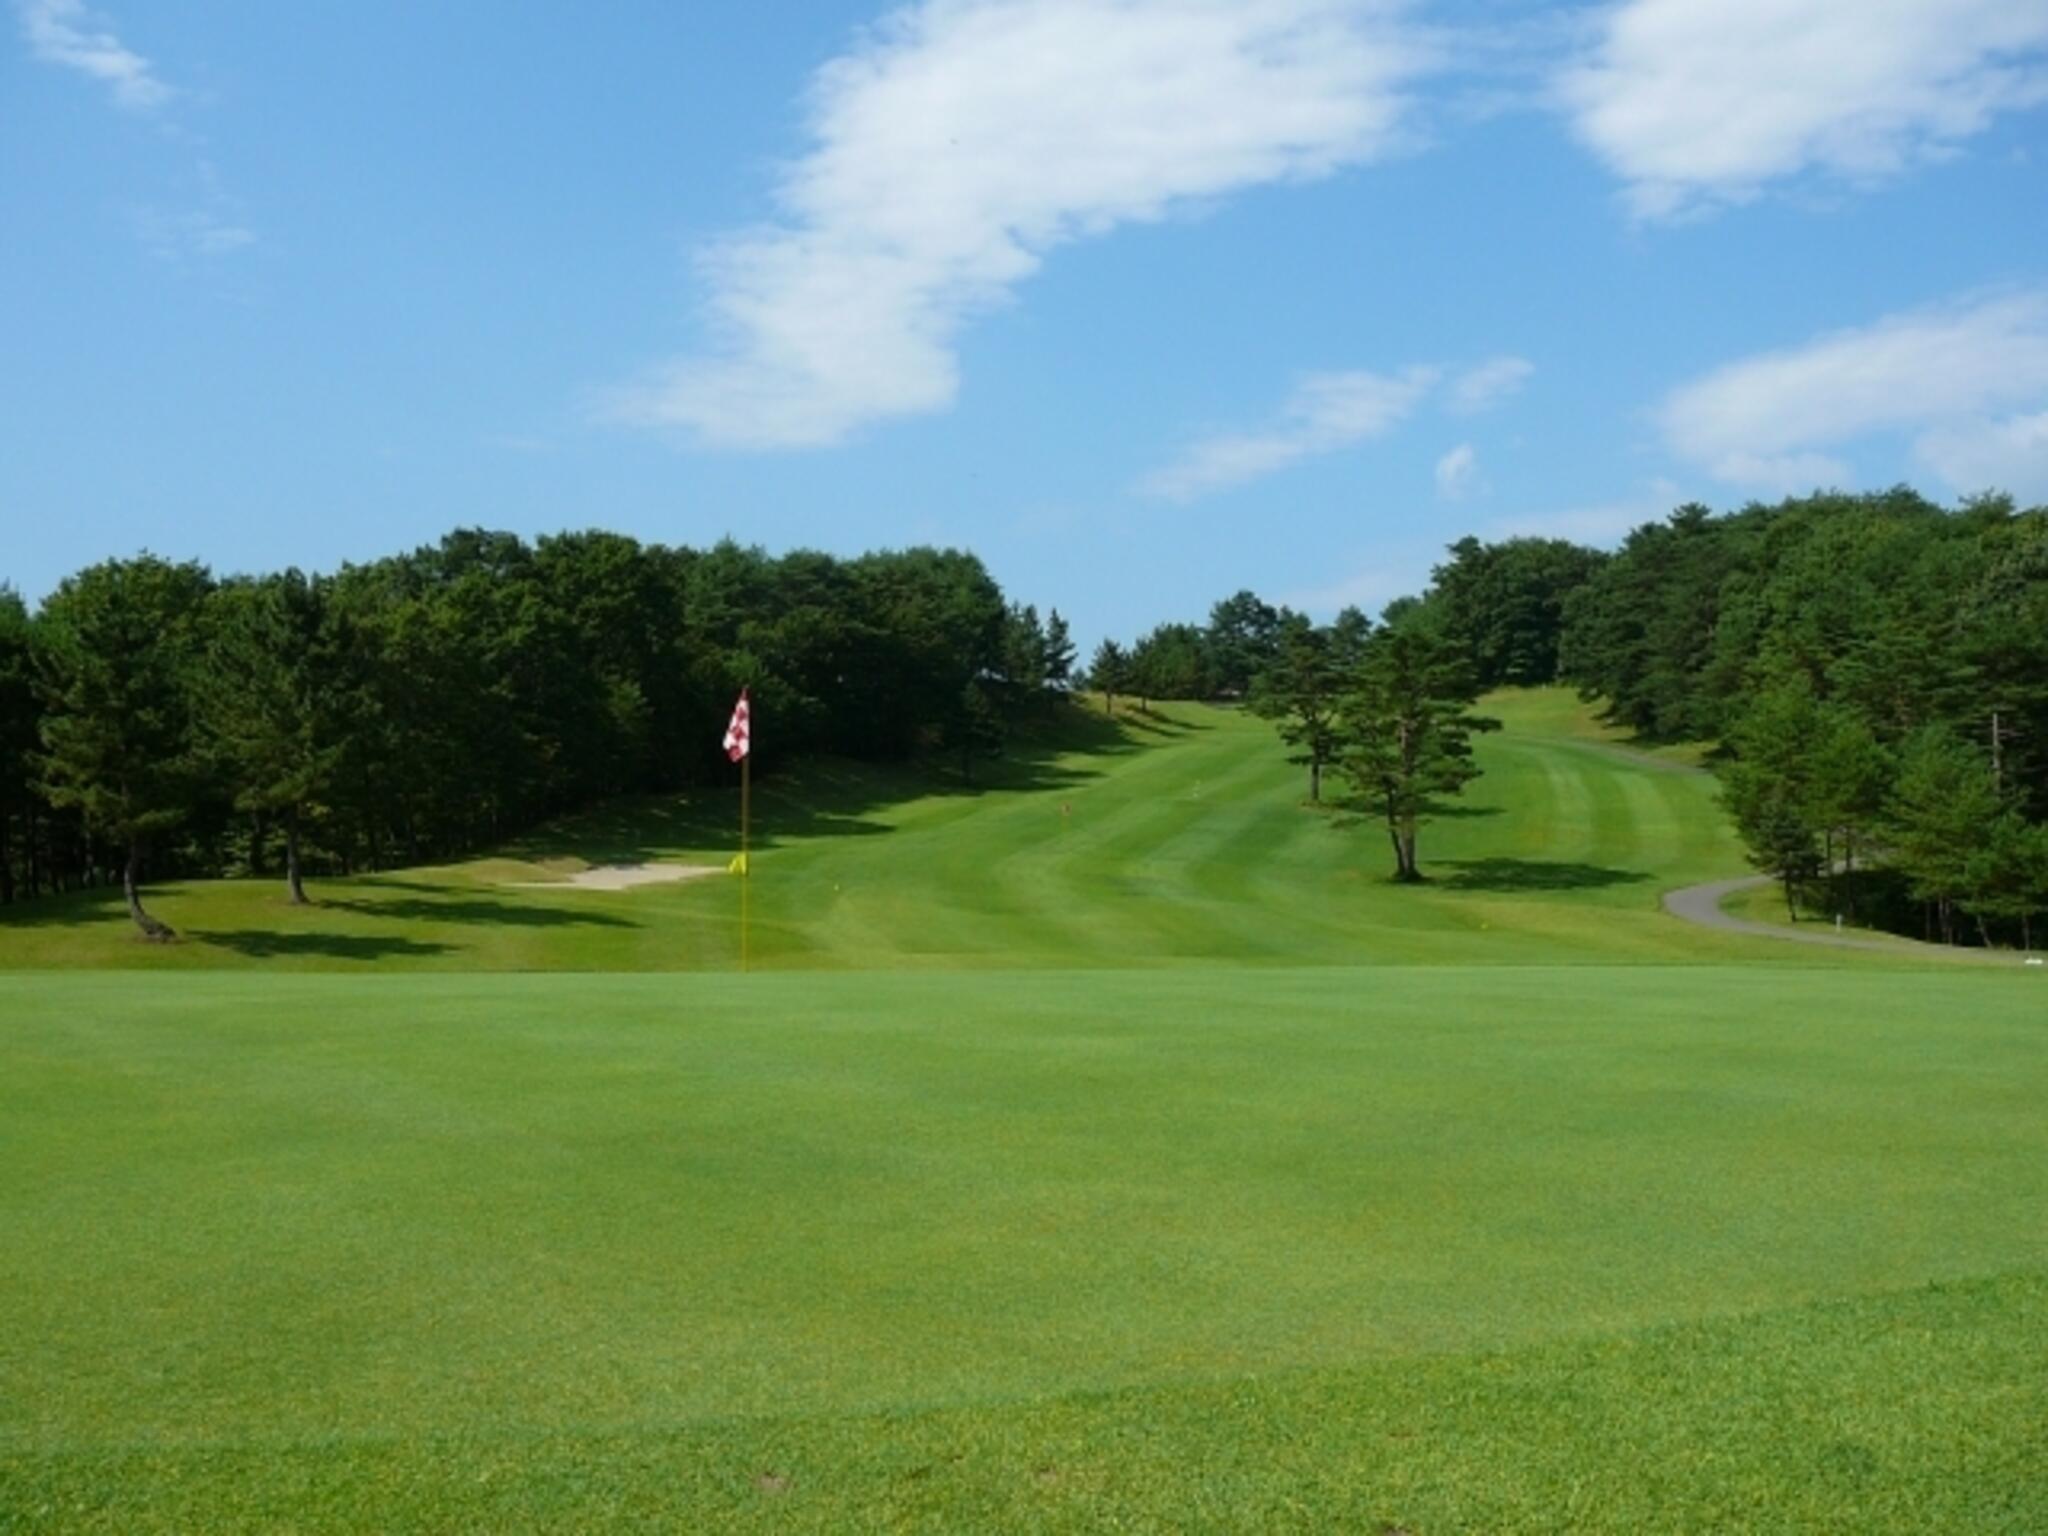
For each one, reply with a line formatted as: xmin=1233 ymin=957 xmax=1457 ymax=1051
xmin=509 ymin=862 xmax=725 ymax=891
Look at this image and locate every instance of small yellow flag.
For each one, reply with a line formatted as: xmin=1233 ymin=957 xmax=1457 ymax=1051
xmin=728 ymin=853 xmax=749 ymax=876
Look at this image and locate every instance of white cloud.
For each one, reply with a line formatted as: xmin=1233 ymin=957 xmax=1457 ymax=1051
xmin=16 ymin=0 xmax=170 ymax=110
xmin=1434 ymin=442 xmax=1479 ymax=499
xmin=1560 ymin=0 xmax=2048 ymax=218
xmin=1915 ymin=411 xmax=2048 ymax=501
xmin=604 ymin=0 xmax=1432 ymax=448
xmin=1138 ymin=366 xmax=1436 ymax=500
xmin=1658 ymin=290 xmax=2048 ymax=494
xmin=1447 ymin=354 xmax=1532 ymax=413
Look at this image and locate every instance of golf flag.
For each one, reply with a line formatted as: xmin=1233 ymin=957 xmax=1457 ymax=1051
xmin=723 ymin=689 xmax=750 ymax=762
xmin=727 ymin=852 xmax=748 ymax=875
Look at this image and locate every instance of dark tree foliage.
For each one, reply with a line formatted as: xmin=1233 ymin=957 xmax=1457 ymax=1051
xmin=1427 ymin=536 xmax=1610 ymax=688
xmin=1720 ymin=681 xmax=1829 ymax=917
xmin=1042 ymin=610 xmax=1077 ymax=692
xmin=1 ymin=531 xmax=1063 ymax=910
xmin=1127 ymin=623 xmax=1211 ymax=711
xmin=1088 ymin=590 xmax=1297 ymax=708
xmin=1558 ymin=502 xmax=1761 ymax=741
xmin=202 ymin=571 xmax=337 ymax=904
xmin=1248 ymin=615 xmax=1344 ymax=805
xmin=1334 ymin=624 xmax=1499 ymax=882
xmin=1087 ymin=639 xmax=1128 ymax=714
xmin=0 ymin=588 xmax=40 ymax=905
xmin=33 ymin=557 xmax=213 ymax=937
xmin=1560 ymin=488 xmax=2048 ymax=945
xmin=1205 ymin=590 xmax=1283 ymax=697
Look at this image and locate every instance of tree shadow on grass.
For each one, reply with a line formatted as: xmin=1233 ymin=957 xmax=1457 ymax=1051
xmin=1114 ymin=707 xmax=1212 ymax=737
xmin=1434 ymin=858 xmax=1649 ymax=892
xmin=1323 ymin=797 xmax=1503 ymax=836
xmin=192 ymin=929 xmax=457 ymax=960
xmin=503 ymin=700 xmax=1188 ymax=862
xmin=1422 ymin=801 xmax=1506 ymax=819
xmin=322 ymin=889 xmax=639 ymax=928
xmin=0 ymin=888 xmax=128 ymax=928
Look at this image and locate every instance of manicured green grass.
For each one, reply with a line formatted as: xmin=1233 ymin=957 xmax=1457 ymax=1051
xmin=2 ymin=689 xmax=1791 ymax=972
xmin=4 ymin=689 xmax=2043 ymax=1528
xmin=3 ymin=967 xmax=2044 ymax=1530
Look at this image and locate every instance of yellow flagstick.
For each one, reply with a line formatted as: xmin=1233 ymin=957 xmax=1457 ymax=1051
xmin=739 ymin=745 xmax=751 ymax=973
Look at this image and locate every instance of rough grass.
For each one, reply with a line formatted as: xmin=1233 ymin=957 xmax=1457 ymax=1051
xmin=3 ymin=690 xmax=2043 ymax=1529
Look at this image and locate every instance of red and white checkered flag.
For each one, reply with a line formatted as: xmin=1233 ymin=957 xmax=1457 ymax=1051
xmin=722 ymin=689 xmax=750 ymax=762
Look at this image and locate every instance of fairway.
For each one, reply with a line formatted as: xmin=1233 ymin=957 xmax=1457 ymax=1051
xmin=6 ymin=691 xmax=1786 ymax=972
xmin=4 ymin=693 xmax=2045 ymax=1531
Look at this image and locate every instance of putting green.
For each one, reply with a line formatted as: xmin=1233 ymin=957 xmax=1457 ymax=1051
xmin=2 ymin=966 xmax=2043 ymax=1530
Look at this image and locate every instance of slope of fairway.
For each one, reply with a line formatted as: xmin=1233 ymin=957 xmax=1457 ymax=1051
xmin=4 ymin=967 xmax=2044 ymax=1530
xmin=1 ymin=688 xmax=1837 ymax=972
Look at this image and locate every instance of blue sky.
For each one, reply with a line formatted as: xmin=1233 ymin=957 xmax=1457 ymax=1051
xmin=4 ymin=0 xmax=2046 ymax=646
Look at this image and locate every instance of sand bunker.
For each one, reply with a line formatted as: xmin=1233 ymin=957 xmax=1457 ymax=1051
xmin=509 ymin=862 xmax=725 ymax=891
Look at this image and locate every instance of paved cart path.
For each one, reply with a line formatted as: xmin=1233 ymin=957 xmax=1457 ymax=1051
xmin=1661 ymin=873 xmax=2015 ymax=960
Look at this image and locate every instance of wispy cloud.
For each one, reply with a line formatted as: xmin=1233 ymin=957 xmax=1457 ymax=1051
xmin=1916 ymin=410 xmax=2048 ymax=502
xmin=1657 ymin=289 xmax=2048 ymax=494
xmin=1139 ymin=350 xmax=1530 ymax=502
xmin=602 ymin=0 xmax=1435 ymax=449
xmin=1447 ymin=354 xmax=1532 ymax=413
xmin=17 ymin=9 xmax=260 ymax=260
xmin=1139 ymin=366 xmax=1437 ymax=501
xmin=1434 ymin=441 xmax=1480 ymax=500
xmin=1560 ymin=0 xmax=2048 ymax=219
xmin=16 ymin=0 xmax=170 ymax=111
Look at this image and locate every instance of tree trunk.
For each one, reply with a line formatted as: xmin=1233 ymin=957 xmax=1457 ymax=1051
xmin=285 ymin=812 xmax=308 ymax=906
xmin=26 ymin=805 xmax=38 ymax=898
xmin=0 ymin=809 xmax=12 ymax=904
xmin=1308 ymin=759 xmax=1321 ymax=805
xmin=1388 ymin=812 xmax=1420 ymax=882
xmin=2023 ymin=911 xmax=2034 ymax=954
xmin=123 ymin=838 xmax=175 ymax=941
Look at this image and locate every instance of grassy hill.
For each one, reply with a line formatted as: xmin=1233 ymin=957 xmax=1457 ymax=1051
xmin=4 ymin=689 xmax=2043 ymax=1530
xmin=3 ymin=688 xmax=1805 ymax=972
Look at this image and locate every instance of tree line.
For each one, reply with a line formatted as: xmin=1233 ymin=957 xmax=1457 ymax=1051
xmin=1083 ymin=489 xmax=2047 ymax=939
xmin=9 ymin=489 xmax=2042 ymax=942
xmin=1558 ymin=489 xmax=2048 ymax=945
xmin=0 ymin=530 xmax=1075 ymax=934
